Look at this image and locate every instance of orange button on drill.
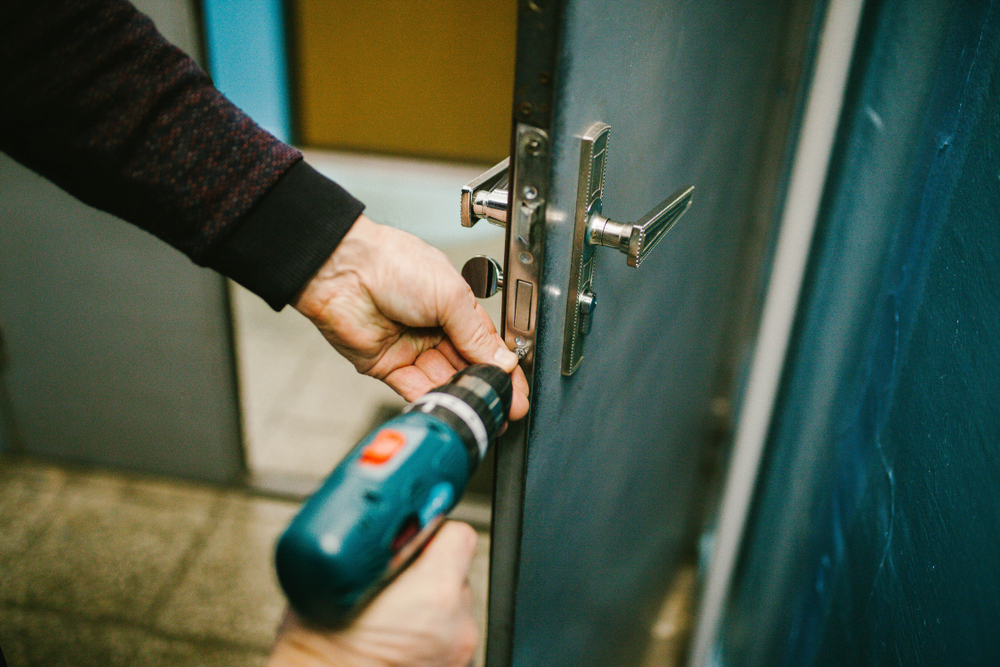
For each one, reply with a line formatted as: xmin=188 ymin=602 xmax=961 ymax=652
xmin=360 ymin=429 xmax=407 ymax=465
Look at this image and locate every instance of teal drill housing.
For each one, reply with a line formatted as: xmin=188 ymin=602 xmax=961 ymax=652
xmin=275 ymin=364 xmax=512 ymax=627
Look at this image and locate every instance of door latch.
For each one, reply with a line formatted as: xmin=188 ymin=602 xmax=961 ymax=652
xmin=562 ymin=122 xmax=694 ymax=375
xmin=459 ymin=126 xmax=550 ymax=364
xmin=458 ymin=122 xmax=692 ymax=375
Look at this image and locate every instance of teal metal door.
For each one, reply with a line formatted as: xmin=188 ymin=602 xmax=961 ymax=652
xmin=486 ymin=2 xmax=814 ymax=665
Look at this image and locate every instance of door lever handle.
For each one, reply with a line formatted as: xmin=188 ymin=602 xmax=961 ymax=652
xmin=588 ymin=185 xmax=694 ymax=268
xmin=461 ymin=158 xmax=510 ymax=228
xmin=563 ymin=121 xmax=695 ymax=375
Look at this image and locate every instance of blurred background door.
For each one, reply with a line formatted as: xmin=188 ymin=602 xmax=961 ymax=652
xmin=708 ymin=1 xmax=1000 ymax=664
xmin=0 ymin=0 xmax=244 ymax=484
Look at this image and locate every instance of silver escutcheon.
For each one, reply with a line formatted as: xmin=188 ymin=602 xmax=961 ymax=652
xmin=562 ymin=122 xmax=694 ymax=375
xmin=460 ymin=122 xmax=688 ymax=376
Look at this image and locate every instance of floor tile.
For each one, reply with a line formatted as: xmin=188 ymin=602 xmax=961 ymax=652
xmin=0 ymin=467 xmax=221 ymax=622
xmin=0 ymin=606 xmax=145 ymax=667
xmin=132 ymin=635 xmax=267 ymax=667
xmin=279 ymin=348 xmax=404 ymax=427
xmin=0 ymin=458 xmax=67 ymax=560
xmin=0 ymin=457 xmax=497 ymax=666
xmin=470 ymin=531 xmax=491 ymax=667
xmin=154 ymin=494 xmax=298 ymax=649
xmin=230 ymin=286 xmax=317 ymax=444
xmin=247 ymin=416 xmax=370 ymax=480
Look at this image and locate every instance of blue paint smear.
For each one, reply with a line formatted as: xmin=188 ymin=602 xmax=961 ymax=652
xmin=720 ymin=0 xmax=1000 ymax=665
xmin=201 ymin=0 xmax=292 ymax=143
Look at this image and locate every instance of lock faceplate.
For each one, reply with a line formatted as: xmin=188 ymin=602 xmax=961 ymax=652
xmin=502 ymin=124 xmax=550 ymax=364
xmin=562 ymin=122 xmax=694 ymax=375
xmin=562 ymin=122 xmax=610 ymax=375
xmin=457 ymin=128 xmax=548 ymax=366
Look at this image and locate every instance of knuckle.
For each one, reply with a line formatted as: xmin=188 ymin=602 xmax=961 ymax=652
xmin=452 ymin=522 xmax=478 ymax=551
xmin=455 ymin=622 xmax=479 ymax=664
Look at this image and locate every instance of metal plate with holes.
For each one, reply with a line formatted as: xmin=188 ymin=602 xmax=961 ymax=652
xmin=563 ymin=122 xmax=610 ymax=375
xmin=502 ymin=124 xmax=550 ymax=364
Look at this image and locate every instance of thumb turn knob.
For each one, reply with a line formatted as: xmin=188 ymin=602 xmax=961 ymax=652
xmin=462 ymin=255 xmax=504 ymax=299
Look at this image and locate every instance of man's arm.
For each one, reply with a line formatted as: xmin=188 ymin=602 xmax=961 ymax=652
xmin=0 ymin=0 xmax=528 ymax=416
xmin=0 ymin=0 xmax=527 ymax=412
xmin=0 ymin=0 xmax=356 ymax=309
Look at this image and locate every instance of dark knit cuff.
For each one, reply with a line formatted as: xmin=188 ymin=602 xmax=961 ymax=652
xmin=204 ymin=161 xmax=365 ymax=310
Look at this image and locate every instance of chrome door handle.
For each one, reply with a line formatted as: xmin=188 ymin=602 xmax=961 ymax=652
xmin=461 ymin=158 xmax=510 ymax=228
xmin=563 ymin=121 xmax=694 ymax=374
xmin=588 ymin=185 xmax=694 ymax=268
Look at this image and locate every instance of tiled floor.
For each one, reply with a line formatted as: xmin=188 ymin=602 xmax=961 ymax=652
xmin=0 ymin=456 xmax=493 ymax=667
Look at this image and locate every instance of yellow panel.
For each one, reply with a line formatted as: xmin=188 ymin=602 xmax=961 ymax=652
xmin=293 ymin=0 xmax=517 ymax=163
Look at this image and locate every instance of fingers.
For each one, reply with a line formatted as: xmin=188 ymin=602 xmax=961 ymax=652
xmin=434 ymin=337 xmax=471 ymax=371
xmin=410 ymin=521 xmax=478 ymax=588
xmin=442 ymin=300 xmax=530 ymax=420
xmin=440 ymin=286 xmax=519 ymax=374
xmin=509 ymin=364 xmax=530 ymax=421
xmin=382 ymin=340 xmax=529 ymax=422
xmin=382 ymin=344 xmax=467 ymax=401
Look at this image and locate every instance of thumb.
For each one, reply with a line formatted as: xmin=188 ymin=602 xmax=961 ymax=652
xmin=410 ymin=521 xmax=478 ymax=587
xmin=441 ymin=291 xmax=519 ymax=373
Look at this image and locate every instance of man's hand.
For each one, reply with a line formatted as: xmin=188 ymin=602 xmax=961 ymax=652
xmin=267 ymin=521 xmax=479 ymax=667
xmin=294 ymin=215 xmax=529 ymax=420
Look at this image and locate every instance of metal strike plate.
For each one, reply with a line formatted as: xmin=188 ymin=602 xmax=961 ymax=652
xmin=503 ymin=125 xmax=550 ymax=364
xmin=562 ymin=122 xmax=694 ymax=375
xmin=456 ymin=126 xmax=548 ymax=367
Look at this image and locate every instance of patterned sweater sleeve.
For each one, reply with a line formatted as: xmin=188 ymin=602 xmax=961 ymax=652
xmin=0 ymin=0 xmax=364 ymax=310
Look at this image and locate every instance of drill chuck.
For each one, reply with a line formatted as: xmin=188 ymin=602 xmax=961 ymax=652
xmin=405 ymin=362 xmax=510 ymax=469
xmin=275 ymin=364 xmax=512 ymax=627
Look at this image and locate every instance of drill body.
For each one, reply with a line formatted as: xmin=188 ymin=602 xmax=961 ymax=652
xmin=275 ymin=364 xmax=512 ymax=627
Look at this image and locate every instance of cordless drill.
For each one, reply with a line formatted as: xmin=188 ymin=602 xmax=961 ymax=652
xmin=275 ymin=363 xmax=512 ymax=627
